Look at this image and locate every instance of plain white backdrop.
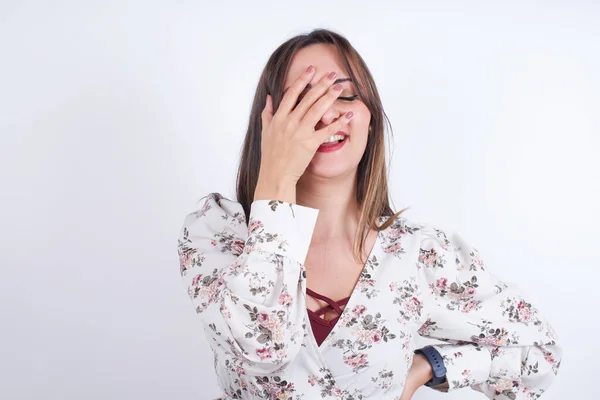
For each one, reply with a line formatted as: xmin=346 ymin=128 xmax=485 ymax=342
xmin=1 ymin=1 xmax=598 ymax=399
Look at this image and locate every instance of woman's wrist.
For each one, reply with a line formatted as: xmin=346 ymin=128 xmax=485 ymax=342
xmin=410 ymin=353 xmax=434 ymax=386
xmin=254 ymin=178 xmax=297 ymax=203
xmin=400 ymin=353 xmax=434 ymax=399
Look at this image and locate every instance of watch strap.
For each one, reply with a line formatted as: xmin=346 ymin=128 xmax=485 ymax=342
xmin=414 ymin=346 xmax=447 ymax=387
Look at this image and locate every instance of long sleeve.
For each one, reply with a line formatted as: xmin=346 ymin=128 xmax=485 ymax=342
xmin=177 ymin=193 xmax=319 ymax=375
xmin=416 ymin=224 xmax=562 ymax=399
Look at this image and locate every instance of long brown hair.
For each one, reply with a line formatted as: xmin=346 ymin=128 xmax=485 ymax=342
xmin=236 ymin=28 xmax=407 ymax=264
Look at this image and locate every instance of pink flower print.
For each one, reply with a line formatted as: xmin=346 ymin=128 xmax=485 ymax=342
xmin=256 ymin=347 xmax=273 ymax=361
xmin=517 ymin=300 xmax=533 ymax=322
xmin=544 ymin=351 xmax=556 ymax=364
xmin=232 ymin=240 xmax=244 ymax=255
xmin=519 ymin=307 xmax=533 ymax=322
xmin=278 ymin=292 xmax=293 ymax=306
xmin=491 ymin=347 xmax=500 ymax=358
xmin=344 ymin=353 xmax=368 ymax=369
xmin=210 ymin=239 xmax=217 ymax=247
xmin=384 ymin=241 xmax=402 ymax=254
xmin=436 ymin=277 xmax=448 ymax=289
xmin=352 ymin=305 xmax=366 ymax=317
xmin=179 ymin=251 xmax=193 ymax=273
xmin=405 ymin=297 xmax=421 ymax=314
xmin=372 ymin=330 xmax=382 ymax=343
xmin=388 ymin=227 xmax=404 ymax=239
xmin=420 ymin=249 xmax=437 ymax=267
xmin=257 ymin=313 xmax=269 ymax=324
xmin=191 ymin=273 xmax=203 ymax=287
xmin=248 ymin=220 xmax=263 ymax=234
xmin=462 ymin=300 xmax=480 ymax=313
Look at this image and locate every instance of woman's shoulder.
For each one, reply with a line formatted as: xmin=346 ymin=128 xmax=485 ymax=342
xmin=378 ymin=212 xmax=459 ymax=253
xmin=377 ymin=213 xmax=486 ymax=278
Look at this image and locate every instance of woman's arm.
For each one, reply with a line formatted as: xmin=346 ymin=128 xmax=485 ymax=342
xmin=414 ymin=225 xmax=562 ymax=399
xmin=177 ymin=192 xmax=318 ymax=375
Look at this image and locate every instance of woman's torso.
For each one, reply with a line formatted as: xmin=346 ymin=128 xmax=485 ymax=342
xmin=214 ymin=215 xmax=430 ymax=399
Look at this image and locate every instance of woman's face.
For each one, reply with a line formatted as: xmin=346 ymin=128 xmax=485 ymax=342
xmin=282 ymin=43 xmax=371 ymax=180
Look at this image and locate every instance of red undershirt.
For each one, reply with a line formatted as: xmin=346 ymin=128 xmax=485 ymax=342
xmin=306 ymin=287 xmax=351 ymax=347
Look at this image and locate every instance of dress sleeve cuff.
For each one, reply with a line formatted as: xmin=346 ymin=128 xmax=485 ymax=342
xmin=248 ymin=200 xmax=319 ymax=266
xmin=431 ymin=344 xmax=491 ymax=391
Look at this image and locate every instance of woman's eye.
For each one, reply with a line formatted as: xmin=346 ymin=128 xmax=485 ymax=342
xmin=338 ymin=95 xmax=358 ymax=102
xmin=295 ymin=94 xmax=358 ymax=106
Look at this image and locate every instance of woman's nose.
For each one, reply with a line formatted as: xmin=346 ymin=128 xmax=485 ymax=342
xmin=319 ymin=104 xmax=342 ymax=126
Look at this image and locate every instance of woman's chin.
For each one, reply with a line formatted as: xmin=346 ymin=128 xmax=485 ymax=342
xmin=303 ymin=161 xmax=356 ymax=180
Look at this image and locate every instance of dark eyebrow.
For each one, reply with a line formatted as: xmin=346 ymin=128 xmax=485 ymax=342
xmin=282 ymin=77 xmax=353 ymax=95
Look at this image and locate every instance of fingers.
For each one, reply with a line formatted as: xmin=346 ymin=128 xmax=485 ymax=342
xmin=291 ymin=71 xmax=340 ymax=121
xmin=301 ymin=82 xmax=345 ymax=128
xmin=261 ymin=94 xmax=273 ymax=133
xmin=277 ymin=65 xmax=316 ymax=116
xmin=312 ymin=111 xmax=354 ymax=146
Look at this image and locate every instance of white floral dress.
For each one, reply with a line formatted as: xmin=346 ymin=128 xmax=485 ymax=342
xmin=177 ymin=193 xmax=561 ymax=399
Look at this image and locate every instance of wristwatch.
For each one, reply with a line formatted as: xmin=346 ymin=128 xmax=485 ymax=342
xmin=414 ymin=346 xmax=447 ymax=387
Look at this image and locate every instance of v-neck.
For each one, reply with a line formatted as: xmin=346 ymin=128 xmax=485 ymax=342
xmin=305 ymin=221 xmax=384 ymax=350
xmin=306 ymin=287 xmax=351 ymax=326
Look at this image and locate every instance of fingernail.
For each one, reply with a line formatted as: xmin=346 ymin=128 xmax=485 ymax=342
xmin=346 ymin=111 xmax=354 ymax=119
xmin=306 ymin=65 xmax=315 ymax=73
xmin=328 ymin=71 xmax=337 ymax=80
xmin=333 ymin=84 xmax=342 ymax=91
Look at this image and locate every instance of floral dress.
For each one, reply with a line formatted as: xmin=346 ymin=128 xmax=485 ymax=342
xmin=176 ymin=192 xmax=561 ymax=399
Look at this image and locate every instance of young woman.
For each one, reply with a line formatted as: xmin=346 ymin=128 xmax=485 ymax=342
xmin=177 ymin=29 xmax=561 ymax=399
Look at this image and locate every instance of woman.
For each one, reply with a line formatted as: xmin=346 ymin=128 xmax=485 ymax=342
xmin=177 ymin=29 xmax=561 ymax=399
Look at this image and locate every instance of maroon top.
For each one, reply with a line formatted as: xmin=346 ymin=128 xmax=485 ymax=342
xmin=306 ymin=287 xmax=351 ymax=347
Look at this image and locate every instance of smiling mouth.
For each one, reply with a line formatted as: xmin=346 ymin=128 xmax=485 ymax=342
xmin=320 ymin=131 xmax=348 ymax=145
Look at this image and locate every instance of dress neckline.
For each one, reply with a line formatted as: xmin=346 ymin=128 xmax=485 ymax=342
xmin=305 ymin=287 xmax=351 ymax=327
xmin=305 ymin=221 xmax=385 ymax=348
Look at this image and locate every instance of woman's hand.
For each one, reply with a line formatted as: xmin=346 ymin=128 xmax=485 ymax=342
xmin=398 ymin=353 xmax=434 ymax=400
xmin=254 ymin=66 xmax=354 ymax=203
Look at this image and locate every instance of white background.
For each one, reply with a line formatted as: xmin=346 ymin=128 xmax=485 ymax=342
xmin=1 ymin=1 xmax=598 ymax=399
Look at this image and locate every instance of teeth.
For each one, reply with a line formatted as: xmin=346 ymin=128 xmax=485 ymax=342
xmin=322 ymin=134 xmax=346 ymax=144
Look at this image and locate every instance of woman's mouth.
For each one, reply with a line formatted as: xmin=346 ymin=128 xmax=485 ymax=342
xmin=317 ymin=134 xmax=348 ymax=153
